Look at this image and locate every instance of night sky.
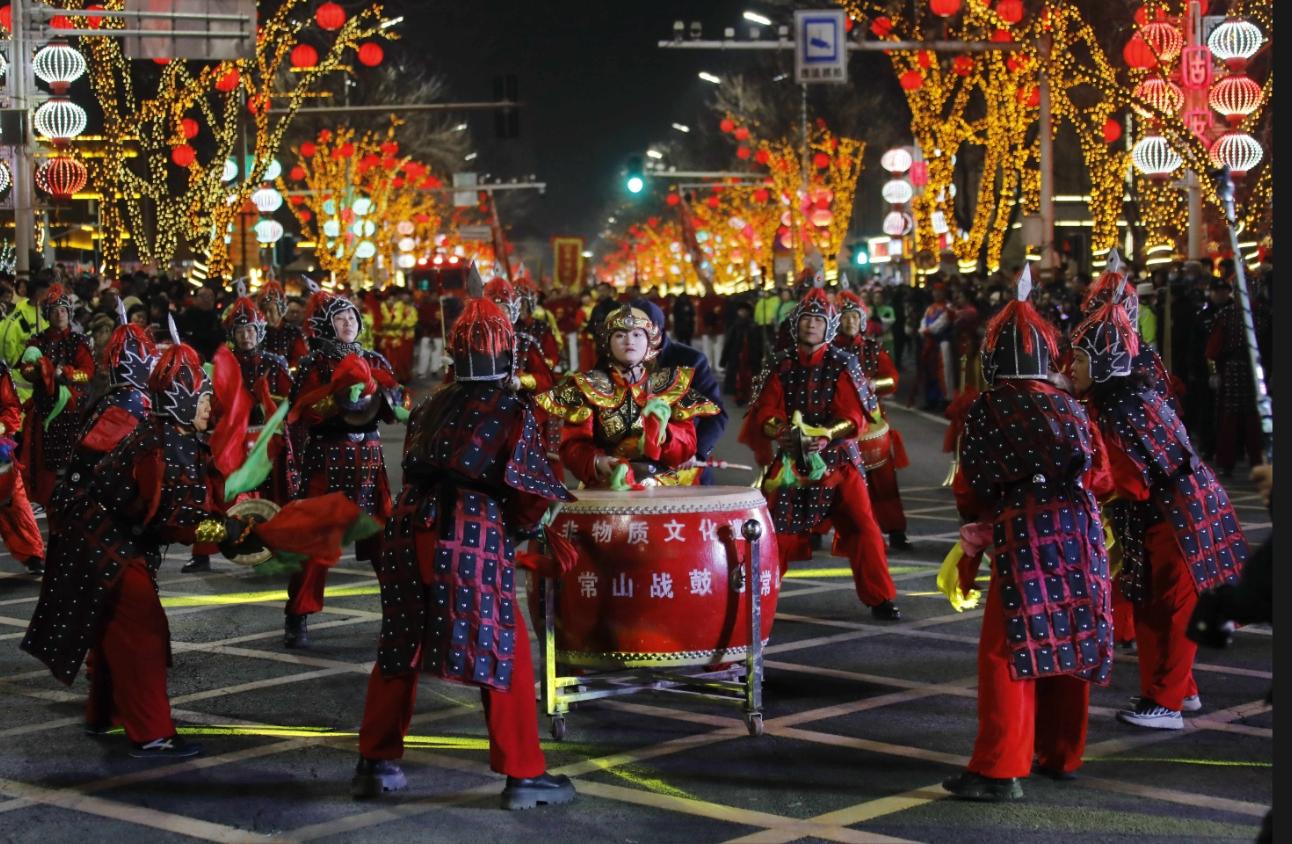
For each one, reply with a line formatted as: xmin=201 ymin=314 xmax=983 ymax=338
xmin=402 ymin=0 xmax=791 ymax=243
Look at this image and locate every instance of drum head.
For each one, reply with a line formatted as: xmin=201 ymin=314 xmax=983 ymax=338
xmin=224 ymin=498 xmax=281 ymax=566
xmin=561 ymin=484 xmax=767 ymax=515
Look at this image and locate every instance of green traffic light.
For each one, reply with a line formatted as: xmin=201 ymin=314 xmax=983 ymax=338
xmin=854 ymin=250 xmax=869 ymax=266
xmin=627 ymin=176 xmax=644 ymax=194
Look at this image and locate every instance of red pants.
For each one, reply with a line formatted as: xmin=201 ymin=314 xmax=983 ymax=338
xmin=0 ymin=468 xmax=43 ymax=562
xmin=864 ymin=461 xmax=907 ymax=534
xmin=1133 ymin=523 xmax=1199 ymax=711
xmin=1112 ymin=588 xmax=1135 ymax=644
xmin=968 ymin=576 xmax=1090 ymax=779
xmin=286 ymin=560 xmax=330 ymax=616
xmin=777 ymin=469 xmax=896 ymax=607
xmin=1214 ymin=411 xmax=1264 ymax=472
xmin=357 ymin=613 xmax=546 ymax=778
xmin=84 ymin=564 xmax=176 ymax=743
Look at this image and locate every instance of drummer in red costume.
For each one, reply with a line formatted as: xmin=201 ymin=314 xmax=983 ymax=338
xmin=352 ymin=298 xmax=576 ymax=809
xmin=22 ymin=342 xmax=261 ymax=759
xmin=941 ymin=268 xmax=1113 ymax=802
xmin=18 ymin=283 xmax=95 ymax=507
xmin=0 ymin=359 xmax=44 ymax=575
xmin=257 ymin=281 xmax=309 ymax=368
xmin=740 ymin=287 xmax=901 ymax=621
xmin=514 ymin=277 xmax=562 ymax=372
xmin=1069 ymin=291 xmax=1247 ymax=730
xmin=537 ymin=304 xmax=721 ymax=489
xmin=834 ymin=289 xmax=911 ymax=551
xmin=282 ymin=290 xmax=408 ymax=648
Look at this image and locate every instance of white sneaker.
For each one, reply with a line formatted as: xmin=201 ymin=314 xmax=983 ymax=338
xmin=1117 ymin=701 xmax=1184 ymax=730
xmin=1128 ymin=694 xmax=1202 ymax=713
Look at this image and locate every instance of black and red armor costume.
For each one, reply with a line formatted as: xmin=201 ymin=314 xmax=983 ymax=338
xmin=1072 ymin=296 xmax=1248 ymax=728
xmin=943 ymin=272 xmax=1112 ymax=801
xmin=537 ymin=304 xmax=720 ymax=488
xmin=834 ymin=290 xmax=909 ymax=548
xmin=514 ymin=277 xmax=562 ymax=371
xmin=352 ymin=298 xmax=576 ymax=808
xmin=21 ymin=343 xmax=251 ymax=758
xmin=0 ymin=360 xmax=44 ymax=573
xmin=257 ymin=281 xmax=309 ymax=367
xmin=1079 ymin=261 xmax=1179 ymax=410
xmin=222 ymin=297 xmax=297 ymax=503
xmin=482 ymin=277 xmax=556 ymax=396
xmin=741 ymin=288 xmax=899 ymax=619
xmin=18 ymin=284 xmax=95 ymax=507
xmin=283 ymin=290 xmax=406 ymax=646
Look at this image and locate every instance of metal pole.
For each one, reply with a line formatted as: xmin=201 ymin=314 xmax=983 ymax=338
xmin=1037 ymin=34 xmax=1055 ymax=272
xmin=1214 ymin=168 xmax=1272 ymax=464
xmin=11 ymin=0 xmax=32 ymax=287
xmin=1186 ymin=169 xmax=1202 ymax=259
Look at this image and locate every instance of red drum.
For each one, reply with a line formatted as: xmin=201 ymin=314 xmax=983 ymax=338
xmin=858 ymin=419 xmax=892 ymax=471
xmin=544 ymin=486 xmax=778 ymax=669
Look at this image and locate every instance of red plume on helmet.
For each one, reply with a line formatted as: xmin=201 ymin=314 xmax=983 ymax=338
xmin=1081 ymin=266 xmax=1139 ymax=322
xmin=790 ymin=287 xmax=841 ymax=343
xmin=42 ymin=283 xmax=73 ymax=318
xmin=222 ymin=296 xmax=267 ymax=344
xmin=981 ymin=267 xmax=1058 ymax=382
xmin=105 ymin=323 xmax=158 ymax=390
xmin=483 ymin=277 xmax=520 ymax=322
xmin=449 ymin=298 xmax=514 ymax=381
xmin=837 ymin=289 xmax=867 ymax=316
xmin=256 ymin=280 xmax=286 ymax=309
xmin=1071 ymin=295 xmax=1140 ymax=384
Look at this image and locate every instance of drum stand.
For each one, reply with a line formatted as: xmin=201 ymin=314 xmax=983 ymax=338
xmin=537 ymin=519 xmax=766 ymax=739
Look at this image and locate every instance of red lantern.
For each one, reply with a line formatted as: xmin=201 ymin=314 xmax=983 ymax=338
xmin=247 ymin=94 xmax=268 ymax=115
xmin=289 ymin=165 xmax=306 ymax=180
xmin=84 ymin=5 xmax=106 ymax=29
xmin=917 ymin=50 xmax=933 ymax=69
xmin=705 ymin=196 xmax=720 ymax=209
xmin=299 ymin=142 xmax=316 ymax=158
xmin=719 ymin=117 xmax=735 ymax=133
xmin=357 ymin=42 xmax=384 ymax=67
xmin=844 ymin=17 xmax=854 ymax=33
xmin=1017 ymin=86 xmax=1040 ymax=108
xmin=812 ymin=152 xmax=831 ymax=169
xmin=315 ymin=2 xmax=346 ymax=31
xmin=952 ymin=56 xmax=974 ymax=76
xmin=736 ymin=146 xmax=751 ymax=160
xmin=381 ymin=141 xmax=399 ymax=156
xmin=215 ymin=67 xmax=240 ymax=93
xmin=665 ymin=193 xmax=680 ymax=206
xmin=170 ymin=144 xmax=196 ymax=167
xmin=1102 ymin=118 xmax=1122 ymax=144
xmin=995 ymin=0 xmax=1023 ymax=25
xmin=930 ymin=0 xmax=961 ymax=17
xmin=899 ymin=70 xmax=924 ymax=91
xmin=754 ymin=148 xmax=770 ymax=165
xmin=153 ymin=57 xmax=170 ymax=66
xmin=299 ymin=210 xmax=312 ymax=223
xmin=49 ymin=15 xmax=71 ymax=29
xmin=0 ymin=6 xmax=11 ymax=32
xmin=290 ymin=43 xmax=318 ymax=69
xmin=733 ymin=126 xmax=750 ymax=141
xmin=339 ymin=142 xmax=355 ymax=158
xmin=1123 ymin=33 xmax=1158 ymax=70
xmin=318 ymin=129 xmax=332 ymax=143
xmin=870 ymin=16 xmax=892 ymax=37
xmin=393 ymin=177 xmax=405 ymax=188
xmin=422 ymin=175 xmax=442 ymax=189
xmin=753 ymin=188 xmax=769 ymax=203
xmin=990 ymin=28 xmax=1012 ymax=42
xmin=180 ymin=117 xmax=199 ymax=139
xmin=37 ymin=157 xmax=87 ymax=199
xmin=289 ymin=195 xmax=305 ymax=206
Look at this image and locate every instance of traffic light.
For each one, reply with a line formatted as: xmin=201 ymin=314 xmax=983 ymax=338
xmin=625 ymin=155 xmax=644 ymax=194
xmin=853 ymin=247 xmax=869 ymax=267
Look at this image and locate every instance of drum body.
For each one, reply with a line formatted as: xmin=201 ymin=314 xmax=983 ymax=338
xmin=858 ymin=420 xmax=891 ymax=470
xmin=544 ymin=486 xmax=778 ymax=669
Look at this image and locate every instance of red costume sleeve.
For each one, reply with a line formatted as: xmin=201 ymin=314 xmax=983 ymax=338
xmin=1084 ymin=423 xmax=1116 ymax=501
xmin=738 ymin=370 xmax=785 ymax=467
xmin=1104 ymin=438 xmax=1152 ymax=502
xmin=523 ymin=344 xmax=555 ymax=393
xmin=952 ymin=465 xmax=986 ymax=522
xmin=62 ymin=341 xmax=95 ymax=389
xmin=80 ymin=406 xmax=141 ymax=455
xmin=289 ymin=334 xmax=309 ymax=367
xmin=558 ymin=415 xmax=600 ymax=487
xmin=0 ymin=371 xmax=21 ymax=433
xmin=657 ymin=418 xmax=697 ymax=467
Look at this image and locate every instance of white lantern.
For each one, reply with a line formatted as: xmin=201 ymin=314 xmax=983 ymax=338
xmin=1131 ymin=135 xmax=1182 ymax=178
xmin=398 ymin=237 xmax=416 ymax=252
xmin=1208 ymin=19 xmax=1264 ymax=68
xmin=0 ymin=161 xmax=12 ymax=194
xmin=397 ymin=253 xmax=417 ymax=269
xmin=33 ymin=97 xmax=87 ymax=145
xmin=262 ymin=158 xmax=282 ymax=181
xmin=882 ymin=211 xmax=914 ymax=237
xmin=880 ymin=148 xmax=913 ymax=174
xmin=1208 ymin=131 xmax=1263 ymax=176
xmin=351 ymin=219 xmax=376 ymax=237
xmin=396 ymin=220 xmax=415 ymax=236
xmin=355 ymin=240 xmax=377 ymax=259
xmin=881 ymin=179 xmax=913 ymax=205
xmin=222 ymin=158 xmax=237 ymax=183
xmin=32 ymin=39 xmax=86 ymax=94
xmin=254 ymin=219 xmax=284 ymax=244
xmin=251 ymin=187 xmax=283 ymax=213
xmin=322 ymin=219 xmax=341 ymax=238
xmin=352 ymin=196 xmax=373 ymax=216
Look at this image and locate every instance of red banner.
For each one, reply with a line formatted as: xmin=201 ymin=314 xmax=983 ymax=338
xmin=551 ymin=236 xmax=584 ymax=289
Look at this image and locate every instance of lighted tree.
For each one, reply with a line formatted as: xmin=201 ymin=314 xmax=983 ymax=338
xmin=47 ymin=0 xmax=395 ymax=278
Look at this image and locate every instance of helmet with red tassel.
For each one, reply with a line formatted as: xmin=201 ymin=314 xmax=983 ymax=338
xmin=450 ymin=298 xmax=514 ymax=381
xmin=981 ymin=265 xmax=1058 ymax=384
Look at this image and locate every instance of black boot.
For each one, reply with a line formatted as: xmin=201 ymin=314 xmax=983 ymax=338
xmin=351 ymin=756 xmax=407 ymax=799
xmin=181 ymin=554 xmax=210 ymax=573
xmin=24 ymin=556 xmax=44 ymax=576
xmin=501 ymin=772 xmax=576 ymax=810
xmin=888 ymin=531 xmax=912 ymax=551
xmin=284 ymin=613 xmax=311 ymax=648
xmin=942 ymin=770 xmax=1023 ymax=801
xmin=870 ymin=600 xmax=902 ymax=621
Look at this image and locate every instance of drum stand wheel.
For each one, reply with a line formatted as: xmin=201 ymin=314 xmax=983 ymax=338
xmin=550 ymin=715 xmax=567 ymax=741
xmin=745 ymin=712 xmax=764 ymax=737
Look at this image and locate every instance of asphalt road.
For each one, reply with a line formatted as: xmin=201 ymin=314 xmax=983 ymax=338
xmin=0 ymin=370 xmax=1272 ymax=843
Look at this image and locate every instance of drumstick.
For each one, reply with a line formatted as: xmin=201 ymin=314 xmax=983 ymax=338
xmin=681 ymin=457 xmax=755 ymax=472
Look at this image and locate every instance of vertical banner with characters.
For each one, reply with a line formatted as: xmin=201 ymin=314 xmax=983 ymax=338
xmin=551 ymin=236 xmax=584 ymax=290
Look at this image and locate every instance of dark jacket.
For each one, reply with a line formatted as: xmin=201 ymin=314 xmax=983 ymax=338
xmin=632 ymin=298 xmax=727 ymax=460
